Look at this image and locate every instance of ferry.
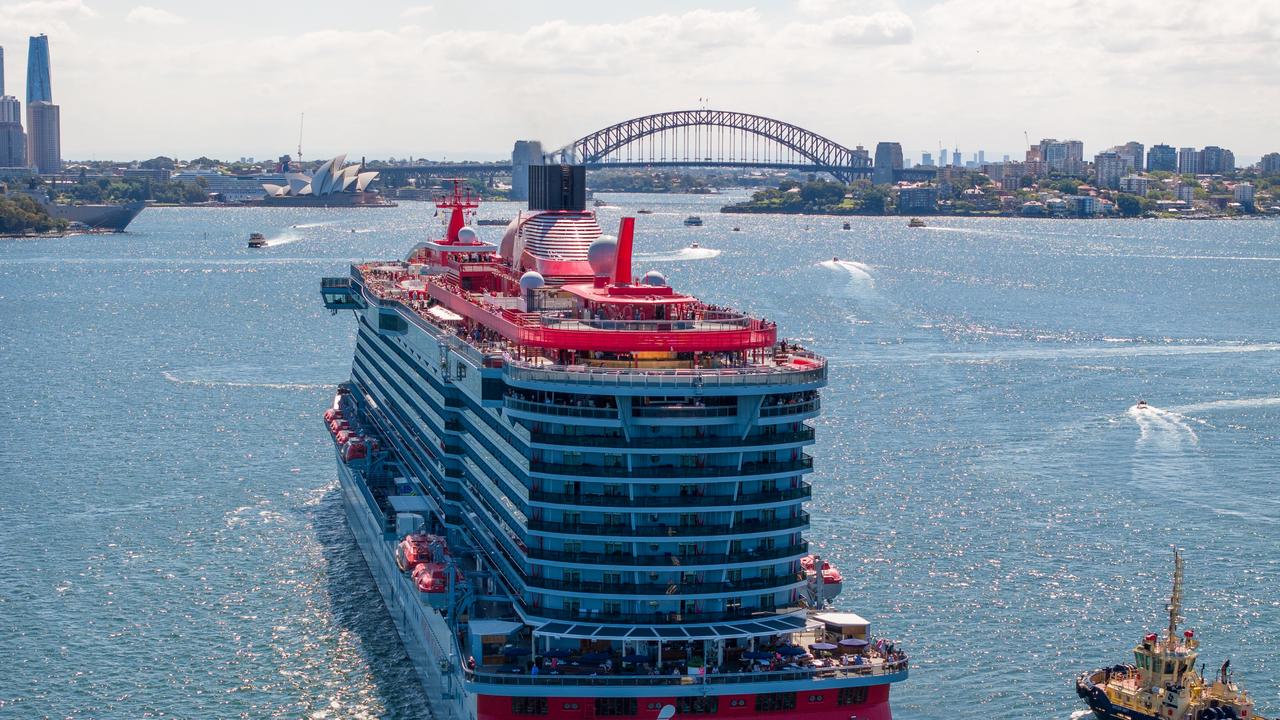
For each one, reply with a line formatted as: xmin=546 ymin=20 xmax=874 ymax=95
xmin=248 ymin=232 xmax=267 ymax=248
xmin=907 ymin=218 xmax=926 ymax=228
xmin=320 ymin=165 xmax=908 ymax=720
xmin=684 ymin=215 xmax=704 ymax=226
xmin=1076 ymin=551 xmax=1267 ymax=720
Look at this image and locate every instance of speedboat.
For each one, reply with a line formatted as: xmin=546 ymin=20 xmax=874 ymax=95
xmin=248 ymin=232 xmax=267 ymax=248
xmin=908 ymin=217 xmax=926 ymax=228
xmin=1136 ymin=399 xmax=1149 ymax=410
xmin=690 ymin=241 xmax=699 ymax=249
xmin=637 ymin=209 xmax=654 ymax=214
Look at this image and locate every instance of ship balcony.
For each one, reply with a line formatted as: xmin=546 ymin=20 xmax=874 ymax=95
xmin=503 ymin=353 xmax=827 ymax=393
xmin=759 ymin=399 xmax=821 ymax=420
xmin=529 ymin=485 xmax=811 ymax=509
xmin=528 ymin=427 xmax=815 ymax=451
xmin=521 ymin=604 xmax=807 ymax=626
xmin=321 ymin=277 xmax=365 ymax=310
xmin=528 ymin=456 xmax=813 ymax=480
xmin=463 ymin=657 xmax=908 ymax=688
xmin=524 ymin=571 xmax=806 ymax=598
xmin=503 ymin=396 xmax=620 ymax=422
xmin=525 ymin=541 xmax=810 ymax=568
xmin=527 ymin=513 xmax=809 ymax=538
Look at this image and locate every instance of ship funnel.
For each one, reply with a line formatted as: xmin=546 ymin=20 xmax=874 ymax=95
xmin=613 ymin=217 xmax=634 ymax=285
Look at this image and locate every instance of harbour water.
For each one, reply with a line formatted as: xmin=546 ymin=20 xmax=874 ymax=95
xmin=1 ymin=196 xmax=1278 ymax=719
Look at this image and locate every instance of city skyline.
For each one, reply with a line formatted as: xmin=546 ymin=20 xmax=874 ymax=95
xmin=0 ymin=0 xmax=1277 ymax=162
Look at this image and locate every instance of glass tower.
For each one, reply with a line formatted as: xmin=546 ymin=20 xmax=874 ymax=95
xmin=27 ymin=34 xmax=51 ymax=104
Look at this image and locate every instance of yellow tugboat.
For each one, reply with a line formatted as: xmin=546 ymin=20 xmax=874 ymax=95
xmin=1076 ymin=551 xmax=1266 ymax=720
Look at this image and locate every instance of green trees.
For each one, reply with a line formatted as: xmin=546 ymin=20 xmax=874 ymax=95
xmin=0 ymin=194 xmax=67 ymax=234
xmin=1115 ymin=193 xmax=1144 ymax=217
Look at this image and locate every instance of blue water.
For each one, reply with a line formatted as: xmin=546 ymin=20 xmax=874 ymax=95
xmin=2 ymin=198 xmax=1278 ymax=719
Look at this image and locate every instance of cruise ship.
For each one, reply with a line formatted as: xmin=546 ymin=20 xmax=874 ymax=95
xmin=320 ymin=165 xmax=908 ymax=720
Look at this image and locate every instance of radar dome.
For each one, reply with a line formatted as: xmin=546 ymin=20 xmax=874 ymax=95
xmin=641 ymin=270 xmax=667 ymax=286
xmin=519 ymin=271 xmax=546 ymax=291
xmin=457 ymin=226 xmax=479 ymax=244
xmin=587 ymin=236 xmax=618 ymax=277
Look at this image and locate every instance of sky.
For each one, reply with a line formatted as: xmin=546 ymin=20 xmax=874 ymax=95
xmin=0 ymin=0 xmax=1278 ymax=163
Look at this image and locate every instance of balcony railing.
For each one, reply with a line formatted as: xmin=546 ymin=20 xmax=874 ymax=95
xmin=529 ymin=427 xmax=815 ymax=449
xmin=504 ymin=396 xmax=619 ymax=420
xmin=631 ymin=405 xmax=737 ymax=418
xmin=526 ymin=542 xmax=809 ymax=567
xmin=527 ymin=513 xmax=809 ymax=537
xmin=529 ymin=456 xmax=813 ymax=479
xmin=504 ymin=355 xmax=827 ymax=388
xmin=530 ymin=486 xmax=811 ymax=508
xmin=760 ymin=399 xmax=821 ymax=417
xmin=523 ymin=605 xmax=807 ymax=625
xmin=525 ymin=572 xmax=805 ymax=596
xmin=464 ymin=660 xmax=909 ymax=687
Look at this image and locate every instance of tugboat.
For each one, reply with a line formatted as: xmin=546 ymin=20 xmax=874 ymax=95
xmin=907 ymin=217 xmax=926 ymax=228
xmin=248 ymin=232 xmax=267 ymax=248
xmin=1075 ymin=551 xmax=1267 ymax=720
xmin=683 ymin=215 xmax=704 ymax=226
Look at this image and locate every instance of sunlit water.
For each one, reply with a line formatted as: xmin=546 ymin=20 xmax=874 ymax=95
xmin=2 ymin=196 xmax=1278 ymax=719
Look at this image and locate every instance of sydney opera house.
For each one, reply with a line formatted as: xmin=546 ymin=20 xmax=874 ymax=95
xmin=261 ymin=154 xmax=391 ymax=206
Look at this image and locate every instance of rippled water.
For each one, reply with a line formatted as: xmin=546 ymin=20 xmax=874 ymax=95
xmin=1 ymin=197 xmax=1278 ymax=719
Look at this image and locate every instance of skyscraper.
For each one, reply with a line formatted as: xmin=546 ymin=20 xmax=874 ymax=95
xmin=1093 ymin=151 xmax=1128 ymax=190
xmin=872 ymin=142 xmax=903 ymax=185
xmin=1177 ymin=147 xmax=1199 ymax=175
xmin=27 ymin=35 xmax=51 ymax=104
xmin=25 ymin=35 xmax=60 ymax=173
xmin=26 ymin=101 xmax=59 ymax=173
xmin=1147 ymin=144 xmax=1176 ymax=172
xmin=509 ymin=140 xmax=544 ymax=201
xmin=0 ymin=44 xmax=25 ymax=168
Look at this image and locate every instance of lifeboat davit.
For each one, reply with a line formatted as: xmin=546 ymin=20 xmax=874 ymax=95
xmin=802 ymin=555 xmax=844 ymax=601
xmin=342 ymin=438 xmax=366 ymax=461
xmin=398 ymin=533 xmax=448 ymax=571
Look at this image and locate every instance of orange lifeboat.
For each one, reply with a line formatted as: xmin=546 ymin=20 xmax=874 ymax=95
xmin=323 ymin=408 xmax=340 ymax=422
xmin=343 ymin=438 xmax=367 ymax=461
xmin=412 ymin=562 xmax=450 ymax=593
xmin=802 ymin=555 xmax=844 ymax=601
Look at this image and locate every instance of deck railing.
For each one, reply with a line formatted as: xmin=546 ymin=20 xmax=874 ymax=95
xmin=525 ymin=542 xmax=810 ymax=567
xmin=529 ymin=485 xmax=811 ymax=508
xmin=463 ymin=660 xmax=909 ymax=687
xmin=528 ymin=513 xmax=809 ymax=537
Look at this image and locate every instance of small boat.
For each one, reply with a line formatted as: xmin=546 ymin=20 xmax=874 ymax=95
xmin=690 ymin=241 xmax=699 ymax=249
xmin=1136 ymin=399 xmax=1149 ymax=410
xmin=801 ymin=555 xmax=844 ymax=602
xmin=908 ymin=217 xmax=926 ymax=228
xmin=684 ymin=216 xmax=704 ymax=227
xmin=842 ymin=221 xmax=851 ymax=230
xmin=1075 ymin=551 xmax=1266 ymax=720
xmin=248 ymin=232 xmax=267 ymax=248
xmin=637 ymin=209 xmax=654 ymax=214
xmin=832 ymin=257 xmax=839 ymax=262
xmin=732 ymin=227 xmax=741 ymax=232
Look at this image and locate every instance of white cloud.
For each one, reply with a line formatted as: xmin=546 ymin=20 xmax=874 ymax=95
xmin=126 ymin=5 xmax=186 ymax=25
xmin=401 ymin=4 xmax=434 ymax=18
xmin=0 ymin=0 xmax=97 ymax=36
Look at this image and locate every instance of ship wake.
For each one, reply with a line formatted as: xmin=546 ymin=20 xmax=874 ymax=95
xmin=634 ymin=246 xmax=722 ymax=262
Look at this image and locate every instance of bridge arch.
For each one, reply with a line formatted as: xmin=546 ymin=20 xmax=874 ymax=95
xmin=550 ymin=110 xmax=868 ymax=182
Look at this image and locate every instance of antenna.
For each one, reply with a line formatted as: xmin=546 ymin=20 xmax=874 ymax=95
xmin=1167 ymin=549 xmax=1184 ymax=646
xmin=297 ymin=113 xmax=305 ymax=164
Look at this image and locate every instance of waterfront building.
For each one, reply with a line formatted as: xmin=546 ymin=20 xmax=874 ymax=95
xmin=26 ymin=35 xmax=52 ymax=104
xmin=1262 ymin=152 xmax=1280 ymax=175
xmin=873 ymin=142 xmax=903 ymax=185
xmin=1069 ymin=195 xmax=1100 ymax=216
xmin=1118 ymin=174 xmax=1149 ymax=195
xmin=261 ymin=154 xmax=381 ymax=205
xmin=1176 ymin=184 xmax=1196 ymax=202
xmin=1147 ymin=144 xmax=1177 ymax=172
xmin=25 ymin=100 xmax=59 ymax=173
xmin=1111 ymin=142 xmax=1143 ymax=172
xmin=898 ymin=185 xmax=938 ymax=212
xmin=509 ymin=140 xmax=544 ymax=201
xmin=173 ymin=168 xmax=286 ymax=201
xmin=0 ymin=121 xmax=24 ymax=168
xmin=1233 ymin=182 xmax=1255 ymax=204
xmin=1093 ymin=151 xmax=1128 ymax=190
xmin=1041 ymin=139 xmax=1085 ymax=176
xmin=1177 ymin=147 xmax=1200 ymax=175
xmin=921 ymin=151 xmax=934 ymax=167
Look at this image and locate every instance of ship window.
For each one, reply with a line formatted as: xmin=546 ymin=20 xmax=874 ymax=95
xmin=729 ymin=700 xmax=746 ymax=707
xmin=563 ymin=703 xmax=579 ymax=710
xmin=595 ymin=698 xmax=637 ymax=716
xmin=837 ymin=688 xmax=867 ymax=705
xmin=755 ymin=693 xmax=796 ymax=712
xmin=512 ymin=697 xmax=548 ymax=715
xmin=807 ymin=694 xmax=825 ymax=703
xmin=675 ymin=697 xmax=718 ymax=714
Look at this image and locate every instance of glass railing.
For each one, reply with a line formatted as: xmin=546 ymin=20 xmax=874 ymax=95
xmin=522 ymin=605 xmax=807 ymax=625
xmin=463 ymin=659 xmax=909 ymax=687
xmin=529 ymin=456 xmax=813 ymax=479
xmin=503 ymin=396 xmax=619 ymax=419
xmin=526 ymin=542 xmax=809 ymax=567
xmin=631 ymin=405 xmax=738 ymax=418
xmin=525 ymin=572 xmax=805 ymax=596
xmin=528 ymin=513 xmax=809 ymax=537
xmin=530 ymin=486 xmax=811 ymax=508
xmin=760 ymin=399 xmax=821 ymax=417
xmin=504 ymin=356 xmax=826 ymax=388
xmin=529 ymin=428 xmax=815 ymax=449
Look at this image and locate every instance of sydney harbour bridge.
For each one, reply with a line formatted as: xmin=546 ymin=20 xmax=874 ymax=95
xmin=375 ymin=109 xmax=935 ymax=191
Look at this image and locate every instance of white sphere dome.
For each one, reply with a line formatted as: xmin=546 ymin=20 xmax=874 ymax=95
xmin=519 ymin=270 xmax=546 ymax=291
xmin=641 ymin=270 xmax=667 ymax=286
xmin=587 ymin=236 xmax=618 ymax=276
xmin=456 ymin=226 xmax=479 ymax=244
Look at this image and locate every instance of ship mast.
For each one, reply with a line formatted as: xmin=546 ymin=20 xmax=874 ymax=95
xmin=1167 ymin=549 xmax=1184 ymax=649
